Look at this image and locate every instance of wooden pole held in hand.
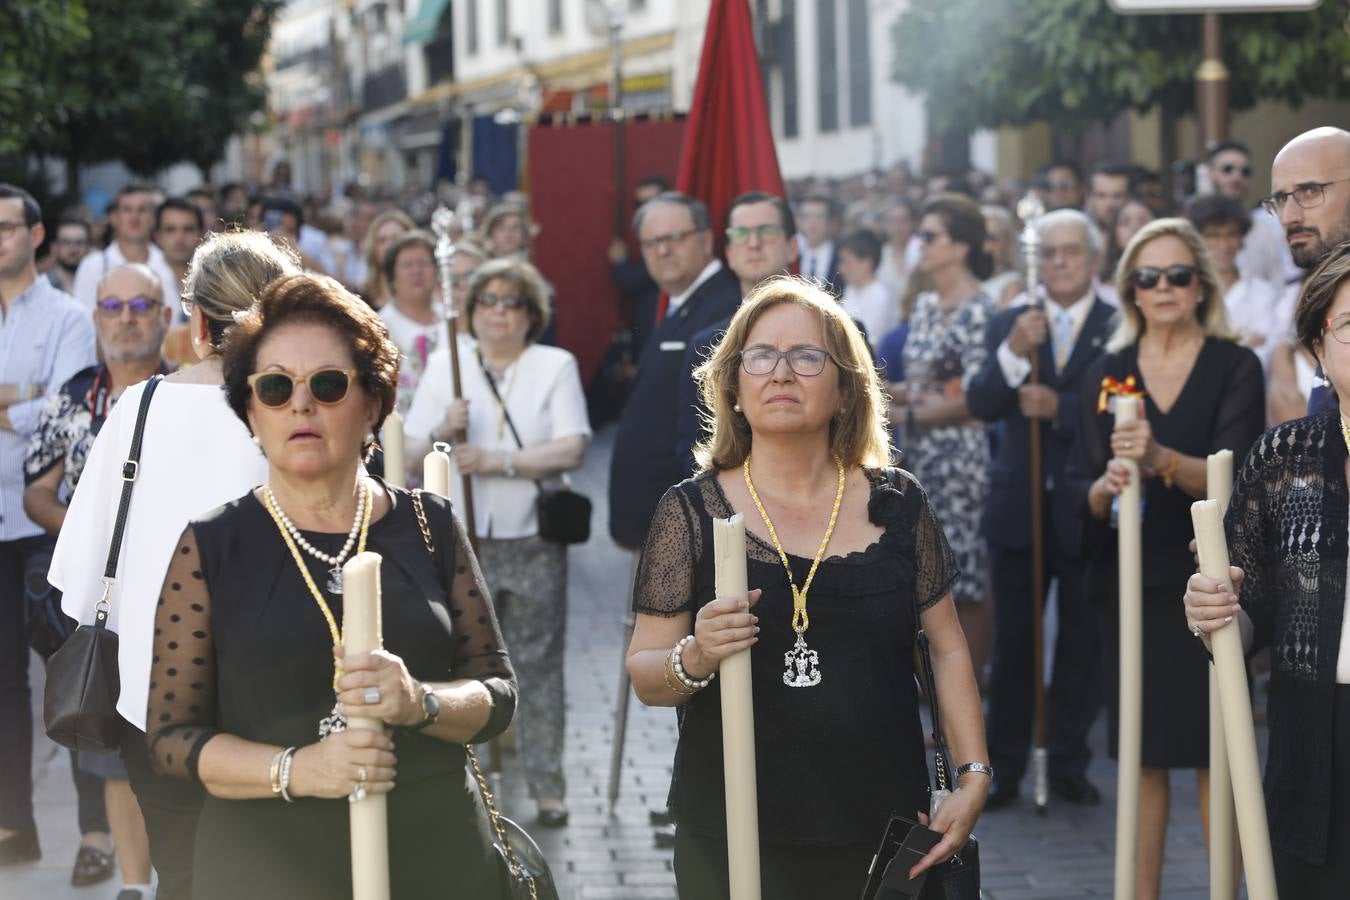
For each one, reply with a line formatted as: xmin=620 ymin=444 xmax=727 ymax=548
xmin=712 ymin=515 xmax=761 ymax=900
xmin=1114 ymin=396 xmax=1143 ymax=900
xmin=343 ymin=552 xmax=390 ymax=900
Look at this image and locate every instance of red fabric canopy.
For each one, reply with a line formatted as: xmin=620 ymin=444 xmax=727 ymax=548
xmin=676 ymin=0 xmax=786 ymax=259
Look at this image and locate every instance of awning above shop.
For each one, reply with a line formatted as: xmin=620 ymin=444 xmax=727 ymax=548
xmin=402 ymin=0 xmax=451 ymax=45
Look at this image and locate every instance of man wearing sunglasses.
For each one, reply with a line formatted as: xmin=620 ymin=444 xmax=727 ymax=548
xmin=0 ymin=183 xmax=96 ymax=870
xmin=20 ymin=262 xmax=169 ymax=896
xmin=1205 ymin=140 xmax=1297 ymax=291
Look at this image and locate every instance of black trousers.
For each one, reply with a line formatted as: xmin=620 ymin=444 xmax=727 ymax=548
xmin=673 ymin=828 xmax=876 ymax=900
xmin=1273 ymin=685 xmax=1350 ymax=897
xmin=984 ymin=542 xmax=1102 ymax=783
xmin=121 ymin=720 xmax=203 ymax=900
xmin=0 ymin=535 xmax=53 ymax=832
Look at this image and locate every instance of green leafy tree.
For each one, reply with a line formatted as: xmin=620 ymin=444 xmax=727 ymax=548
xmin=892 ymin=0 xmax=1350 ymax=134
xmin=0 ymin=1 xmax=89 ymax=156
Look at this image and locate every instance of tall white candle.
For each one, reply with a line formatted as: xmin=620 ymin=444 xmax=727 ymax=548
xmin=1114 ymin=396 xmax=1142 ymax=900
xmin=342 ymin=552 xmax=390 ymax=900
xmin=423 ymin=446 xmax=451 ymax=499
xmin=712 ymin=515 xmax=760 ymax=900
xmin=1191 ymin=500 xmax=1278 ymax=900
xmin=1206 ymin=451 xmax=1236 ymax=900
xmin=381 ymin=412 xmax=405 ymax=490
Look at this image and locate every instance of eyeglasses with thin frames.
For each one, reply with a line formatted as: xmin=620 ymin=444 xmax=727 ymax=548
xmin=740 ymin=345 xmax=833 ymax=377
xmin=0 ymin=221 xmax=29 ymax=240
xmin=639 ymin=228 xmax=703 ymax=252
xmin=1324 ymin=314 xmax=1350 ymax=345
xmin=1261 ymin=179 xmax=1350 ymax=217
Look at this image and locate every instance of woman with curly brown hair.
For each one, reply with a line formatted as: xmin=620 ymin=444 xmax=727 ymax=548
xmin=145 ymin=274 xmax=517 ymax=898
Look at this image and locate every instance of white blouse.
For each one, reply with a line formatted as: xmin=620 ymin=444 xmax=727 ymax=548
xmin=405 ymin=343 xmax=591 ymax=540
xmin=49 ymin=381 xmax=267 ymax=731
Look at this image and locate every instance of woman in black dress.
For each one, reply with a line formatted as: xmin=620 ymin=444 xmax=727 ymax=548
xmin=625 ymin=276 xmax=990 ymax=899
xmin=146 ymin=273 xmax=517 ymax=899
xmin=1184 ymin=243 xmax=1350 ymax=897
xmin=1063 ymin=218 xmax=1264 ymax=900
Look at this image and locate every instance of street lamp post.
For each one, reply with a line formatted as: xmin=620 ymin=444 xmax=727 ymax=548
xmin=1196 ymin=13 xmax=1229 ymax=148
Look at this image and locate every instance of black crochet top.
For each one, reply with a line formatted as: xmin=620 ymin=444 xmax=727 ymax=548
xmin=633 ymin=467 xmax=959 ymax=845
xmin=1227 ymin=408 xmax=1350 ymax=865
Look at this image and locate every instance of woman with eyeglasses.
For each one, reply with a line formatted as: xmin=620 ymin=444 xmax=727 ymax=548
xmin=406 ymin=257 xmax=590 ymax=828
xmin=891 ymin=192 xmax=997 ymax=678
xmin=145 ymin=273 xmax=517 ymax=898
xmin=48 ymin=231 xmax=298 ymax=899
xmin=1063 ymin=217 xmax=1264 ymax=900
xmin=1183 ymin=242 xmax=1350 ymax=896
xmin=627 ymin=276 xmax=988 ymax=899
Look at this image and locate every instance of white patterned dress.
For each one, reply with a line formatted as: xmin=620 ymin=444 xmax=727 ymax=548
xmin=899 ymin=290 xmax=994 ymax=603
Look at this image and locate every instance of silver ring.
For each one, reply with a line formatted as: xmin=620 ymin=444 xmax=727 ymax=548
xmin=1192 ymin=624 xmax=1203 ymax=639
xmin=349 ymin=783 xmax=367 ymax=804
xmin=1123 ymin=440 xmax=1133 ymax=450
xmin=363 ymin=686 xmax=381 ymax=705
xmin=357 ymin=766 xmax=369 ymax=783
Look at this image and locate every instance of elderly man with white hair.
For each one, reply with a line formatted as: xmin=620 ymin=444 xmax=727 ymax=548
xmin=967 ymin=208 xmax=1118 ymax=811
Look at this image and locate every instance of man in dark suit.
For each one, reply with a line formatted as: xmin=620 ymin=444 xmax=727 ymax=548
xmin=609 ymin=192 xmax=742 ymax=552
xmin=967 ymin=208 xmax=1116 ymax=810
xmin=673 ymin=192 xmax=798 ymax=469
xmin=794 ymin=195 xmax=844 ymax=298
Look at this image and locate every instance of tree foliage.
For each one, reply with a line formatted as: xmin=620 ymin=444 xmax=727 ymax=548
xmin=2 ymin=0 xmax=282 ymax=184
xmin=892 ymin=0 xmax=1350 ymax=133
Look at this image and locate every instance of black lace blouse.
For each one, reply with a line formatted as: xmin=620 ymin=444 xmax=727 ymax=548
xmin=1226 ymin=409 xmax=1349 ymax=865
xmin=634 ymin=467 xmax=959 ymax=845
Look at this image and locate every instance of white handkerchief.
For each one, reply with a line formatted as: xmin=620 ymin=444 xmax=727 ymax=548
xmin=659 ymin=341 xmax=687 ymax=352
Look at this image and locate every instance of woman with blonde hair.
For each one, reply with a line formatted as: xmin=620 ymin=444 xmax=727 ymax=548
xmin=359 ymin=209 xmax=415 ymax=308
xmin=48 ymin=230 xmax=298 ymax=899
xmin=1063 ymin=217 xmax=1264 ymax=900
xmin=626 ymin=275 xmax=989 ymax=898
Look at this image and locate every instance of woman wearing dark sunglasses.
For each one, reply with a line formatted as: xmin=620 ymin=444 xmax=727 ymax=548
xmin=145 ymin=273 xmax=517 ymax=899
xmin=1184 ymin=242 xmax=1350 ymax=896
xmin=47 ymin=230 xmax=298 ymax=899
xmin=1063 ymin=217 xmax=1264 ymax=900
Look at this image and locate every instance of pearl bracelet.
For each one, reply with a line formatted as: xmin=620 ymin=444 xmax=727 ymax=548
xmin=278 ymin=746 xmax=298 ymax=803
xmin=671 ymin=635 xmax=715 ymax=691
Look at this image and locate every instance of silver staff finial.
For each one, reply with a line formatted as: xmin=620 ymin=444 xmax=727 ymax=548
xmin=431 ymin=206 xmax=458 ymax=319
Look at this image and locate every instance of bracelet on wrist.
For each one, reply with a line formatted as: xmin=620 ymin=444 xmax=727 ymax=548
xmin=955 ymin=761 xmax=994 ymax=781
xmin=268 ymin=747 xmax=287 ymax=796
xmin=663 ymin=653 xmax=699 ymax=696
xmin=671 ymin=635 xmax=715 ymax=691
xmin=278 ymin=746 xmax=298 ymax=802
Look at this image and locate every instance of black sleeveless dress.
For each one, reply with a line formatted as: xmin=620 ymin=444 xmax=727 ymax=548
xmin=146 ymin=485 xmax=516 ymax=899
xmin=634 ymin=467 xmax=960 ymax=897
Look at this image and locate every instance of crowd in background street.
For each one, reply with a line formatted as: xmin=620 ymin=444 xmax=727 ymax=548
xmin=3 ymin=123 xmax=1350 ymax=898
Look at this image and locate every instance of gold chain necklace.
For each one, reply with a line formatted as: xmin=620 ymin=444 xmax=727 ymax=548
xmin=261 ymin=480 xmax=373 ymax=738
xmin=742 ymin=455 xmax=846 ymax=688
xmin=1341 ymin=416 xmax=1350 ymax=456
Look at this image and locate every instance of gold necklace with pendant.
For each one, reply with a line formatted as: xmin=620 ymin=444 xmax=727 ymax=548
xmin=742 ymin=455 xmax=846 ymax=688
xmin=261 ymin=481 xmax=373 ymax=738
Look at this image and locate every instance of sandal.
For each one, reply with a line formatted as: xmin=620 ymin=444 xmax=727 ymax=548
xmin=71 ymin=844 xmax=115 ymax=886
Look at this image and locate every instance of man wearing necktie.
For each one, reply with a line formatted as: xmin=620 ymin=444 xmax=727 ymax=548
xmin=793 ymin=196 xmax=844 ymax=297
xmin=968 ymin=208 xmax=1118 ymax=810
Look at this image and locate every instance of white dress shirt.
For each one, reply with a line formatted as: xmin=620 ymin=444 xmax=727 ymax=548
xmin=71 ymin=242 xmax=181 ymax=312
xmin=841 ymin=279 xmax=899 ymax=351
xmin=405 ymin=342 xmax=591 ymax=539
xmin=996 ymin=289 xmax=1096 ymax=388
xmin=796 ymin=238 xmax=836 ymax=283
xmin=1223 ymin=275 xmax=1285 ymax=372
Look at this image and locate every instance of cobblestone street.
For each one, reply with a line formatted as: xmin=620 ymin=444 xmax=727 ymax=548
xmin=5 ymin=427 xmax=1249 ymax=899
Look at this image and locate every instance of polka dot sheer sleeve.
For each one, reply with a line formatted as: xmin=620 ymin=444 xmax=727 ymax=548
xmin=145 ymin=525 xmax=218 ymax=784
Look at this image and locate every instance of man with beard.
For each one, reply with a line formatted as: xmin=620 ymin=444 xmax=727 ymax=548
xmin=1262 ymin=128 xmax=1350 ymax=415
xmin=45 ymin=216 xmax=92 ymax=294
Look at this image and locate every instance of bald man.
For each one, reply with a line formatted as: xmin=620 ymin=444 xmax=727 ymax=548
xmin=1262 ymin=128 xmax=1350 ymax=416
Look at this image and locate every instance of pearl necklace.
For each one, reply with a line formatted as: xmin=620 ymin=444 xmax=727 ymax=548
xmin=262 ymin=482 xmax=370 ymax=594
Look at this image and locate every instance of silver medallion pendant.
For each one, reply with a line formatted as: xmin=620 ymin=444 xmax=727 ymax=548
xmin=326 ymin=565 xmax=343 ymax=595
xmin=318 ymin=701 xmax=347 ymax=739
xmin=782 ymin=633 xmax=822 ymax=688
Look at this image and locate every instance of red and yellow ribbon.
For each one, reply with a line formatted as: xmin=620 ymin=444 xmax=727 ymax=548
xmin=1097 ymin=374 xmax=1146 ymax=414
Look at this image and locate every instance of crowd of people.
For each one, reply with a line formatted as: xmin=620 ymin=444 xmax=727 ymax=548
xmin=0 ymin=122 xmax=1347 ymax=899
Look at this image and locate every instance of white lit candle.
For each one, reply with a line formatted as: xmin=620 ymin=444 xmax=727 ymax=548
xmin=342 ymin=552 xmax=390 ymax=900
xmin=1114 ymin=396 xmax=1142 ymax=900
xmin=381 ymin=412 xmax=405 ymax=490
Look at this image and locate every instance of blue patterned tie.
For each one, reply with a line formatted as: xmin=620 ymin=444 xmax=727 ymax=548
xmin=1054 ymin=309 xmax=1075 ymax=371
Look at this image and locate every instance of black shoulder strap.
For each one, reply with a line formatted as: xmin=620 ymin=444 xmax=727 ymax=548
xmin=475 ymin=352 xmax=545 ymax=495
xmin=103 ymin=374 xmax=163 ymax=582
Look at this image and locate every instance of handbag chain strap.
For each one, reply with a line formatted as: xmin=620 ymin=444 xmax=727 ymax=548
xmin=409 ymin=490 xmax=538 ymax=900
xmin=97 ymin=374 xmax=164 ymax=625
xmin=476 ymin=352 xmax=570 ymax=494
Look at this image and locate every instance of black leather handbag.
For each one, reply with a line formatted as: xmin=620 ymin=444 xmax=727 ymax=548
xmin=861 ymin=542 xmax=981 ymax=900
xmin=44 ymin=374 xmax=162 ymax=752
xmin=477 ymin=354 xmax=591 ymax=545
xmin=409 ymin=490 xmax=560 ymax=900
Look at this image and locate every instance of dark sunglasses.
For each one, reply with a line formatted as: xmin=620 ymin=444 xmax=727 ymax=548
xmin=1130 ymin=265 xmax=1197 ymax=290
xmin=477 ymin=291 xmax=526 ymax=310
xmin=96 ymin=296 xmax=161 ymax=316
xmin=1218 ymin=164 xmax=1252 ymax=178
xmin=247 ymin=367 xmax=357 ymax=408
